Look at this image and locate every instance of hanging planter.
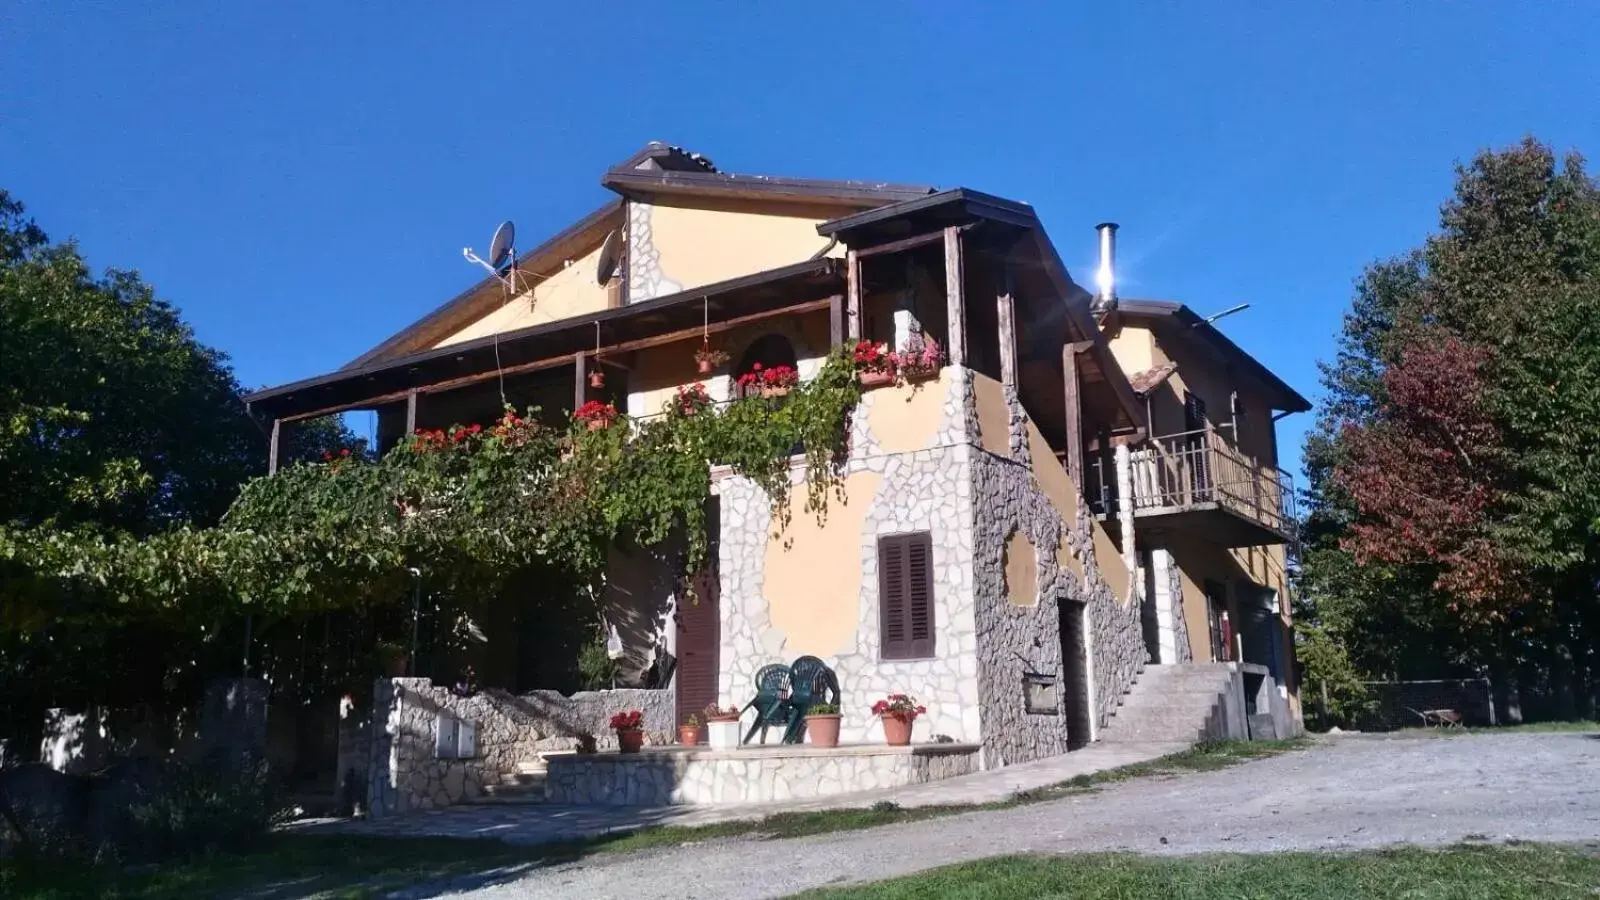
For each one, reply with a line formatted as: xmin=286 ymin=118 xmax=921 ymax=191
xmin=588 ymin=369 xmax=606 ymax=390
xmin=694 ymin=341 xmax=729 ymax=375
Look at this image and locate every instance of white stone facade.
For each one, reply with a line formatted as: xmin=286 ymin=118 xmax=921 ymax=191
xmin=714 ymin=370 xmax=982 ymax=746
xmin=546 ymin=743 xmax=979 ymax=806
xmin=364 ymin=678 xmax=673 ymax=818
xmin=711 ymin=367 xmax=1149 ymax=768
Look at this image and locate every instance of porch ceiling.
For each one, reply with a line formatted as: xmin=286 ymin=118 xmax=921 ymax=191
xmin=245 ymin=258 xmax=843 ymax=422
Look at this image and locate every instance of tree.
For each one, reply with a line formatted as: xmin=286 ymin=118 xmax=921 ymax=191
xmin=1300 ymin=139 xmax=1600 ymax=718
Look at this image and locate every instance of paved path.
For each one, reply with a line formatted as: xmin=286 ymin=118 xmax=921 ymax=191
xmin=297 ymin=740 xmax=1186 ymax=845
xmin=395 ymin=732 xmax=1600 ymax=899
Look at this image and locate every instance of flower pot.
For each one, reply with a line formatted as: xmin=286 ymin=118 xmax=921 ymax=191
xmin=805 ymin=714 xmax=842 ymax=748
xmin=881 ymin=713 xmax=913 ymax=746
xmin=707 ymin=718 xmax=741 ymax=750
xmin=696 ymin=358 xmax=714 ymax=375
xmin=858 ymin=370 xmax=895 ymax=389
xmin=586 ymin=419 xmax=607 ymax=431
xmin=902 ymin=367 xmax=939 ymax=384
xmin=616 ymin=727 xmax=644 ymax=754
xmin=678 ymin=725 xmax=702 ymax=746
xmin=760 ymin=385 xmax=791 ymax=398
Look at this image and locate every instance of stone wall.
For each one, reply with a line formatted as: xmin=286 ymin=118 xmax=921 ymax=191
xmin=714 ymin=370 xmax=981 ymax=746
xmin=365 ymin=678 xmax=673 ymax=818
xmin=545 ymin=743 xmax=979 ymax=806
xmin=967 ymin=382 xmax=1148 ymax=767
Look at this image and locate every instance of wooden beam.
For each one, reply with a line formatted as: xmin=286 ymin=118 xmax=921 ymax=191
xmin=854 ymin=229 xmax=945 ymax=260
xmin=1062 ymin=345 xmax=1084 ymax=488
xmin=996 ymin=264 xmax=1017 ymax=388
xmin=574 ymin=353 xmax=587 ymax=414
xmin=829 ymin=293 xmax=844 ymax=346
xmin=944 ymin=226 xmax=966 ymax=367
xmin=405 ymin=390 xmax=418 ymax=434
xmin=268 ymin=419 xmax=282 ymax=476
xmin=277 ymin=299 xmax=834 ymax=423
xmin=846 ymin=249 xmax=862 ymax=340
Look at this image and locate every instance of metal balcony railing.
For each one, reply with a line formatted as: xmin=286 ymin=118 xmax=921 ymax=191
xmin=1085 ymin=428 xmax=1296 ymax=540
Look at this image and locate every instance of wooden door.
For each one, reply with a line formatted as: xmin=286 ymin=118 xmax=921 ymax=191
xmin=676 ymin=510 xmax=721 ymax=726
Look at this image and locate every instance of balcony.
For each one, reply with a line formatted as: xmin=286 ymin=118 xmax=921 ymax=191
xmin=1086 ymin=428 xmax=1296 ymax=548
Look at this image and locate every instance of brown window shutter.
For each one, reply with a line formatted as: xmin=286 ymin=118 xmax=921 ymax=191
xmin=879 ymin=532 xmax=935 ymax=659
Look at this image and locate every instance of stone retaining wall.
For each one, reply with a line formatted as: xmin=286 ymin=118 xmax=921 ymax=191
xmin=545 ymin=743 xmax=980 ymax=806
xmin=365 ymin=678 xmax=673 ymax=817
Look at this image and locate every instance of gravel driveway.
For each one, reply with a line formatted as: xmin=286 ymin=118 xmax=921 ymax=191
xmin=413 ymin=732 xmax=1600 ymax=899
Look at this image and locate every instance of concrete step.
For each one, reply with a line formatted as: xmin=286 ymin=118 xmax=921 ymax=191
xmin=1101 ymin=722 xmax=1209 ymax=744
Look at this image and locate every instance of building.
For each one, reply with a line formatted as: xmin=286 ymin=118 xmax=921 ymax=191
xmin=245 ymin=144 xmax=1306 ymax=809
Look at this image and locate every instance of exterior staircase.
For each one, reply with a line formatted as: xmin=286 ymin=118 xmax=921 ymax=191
xmin=1099 ymin=663 xmax=1248 ymax=745
xmin=472 ymin=759 xmax=548 ymax=805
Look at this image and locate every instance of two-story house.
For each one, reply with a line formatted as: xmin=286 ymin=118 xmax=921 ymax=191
xmin=245 ymin=144 xmax=1306 ymax=794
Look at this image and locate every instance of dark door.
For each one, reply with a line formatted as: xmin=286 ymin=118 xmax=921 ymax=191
xmin=1059 ymin=597 xmax=1092 ymax=750
xmin=675 ymin=505 xmax=721 ymax=726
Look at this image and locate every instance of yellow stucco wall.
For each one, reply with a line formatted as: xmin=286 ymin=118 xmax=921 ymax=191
xmin=867 ymin=371 xmax=947 ymax=455
xmin=765 ymin=469 xmax=882 ymax=657
xmin=645 ymin=199 xmax=843 ymax=295
xmin=1091 ymin=521 xmax=1130 ymax=602
xmin=1004 ymin=529 xmax=1038 ymax=607
xmin=1106 ymin=323 xmax=1155 ymax=375
xmin=435 ymin=242 xmax=613 ymax=348
xmin=972 ymin=374 xmax=1011 ymax=457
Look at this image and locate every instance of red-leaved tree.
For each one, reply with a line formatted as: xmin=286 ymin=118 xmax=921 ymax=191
xmin=1335 ymin=334 xmax=1523 ymax=623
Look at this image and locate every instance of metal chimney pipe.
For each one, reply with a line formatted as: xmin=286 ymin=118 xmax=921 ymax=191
xmin=1092 ymin=222 xmax=1119 ymax=315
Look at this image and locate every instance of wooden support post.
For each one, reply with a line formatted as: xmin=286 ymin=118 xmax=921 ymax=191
xmin=1062 ymin=346 xmax=1084 ymax=488
xmin=268 ymin=419 xmax=282 ymax=476
xmin=944 ymin=226 xmax=966 ymax=367
xmin=405 ymin=390 xmax=418 ymax=434
xmin=846 ymin=249 xmax=862 ymax=340
xmin=573 ymin=354 xmax=587 ymax=413
xmin=829 ymin=293 xmax=844 ymax=347
xmin=996 ymin=265 xmax=1017 ymax=388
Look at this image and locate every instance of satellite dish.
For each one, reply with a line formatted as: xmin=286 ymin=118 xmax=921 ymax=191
xmin=596 ymin=229 xmax=622 ymax=286
xmin=489 ymin=220 xmax=516 ymax=271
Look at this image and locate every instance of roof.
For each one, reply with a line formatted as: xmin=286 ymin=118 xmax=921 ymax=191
xmin=246 ymin=258 xmax=843 ymax=422
xmin=343 ymin=200 xmax=622 ymax=371
xmin=1118 ymin=298 xmax=1312 ymax=413
xmin=816 ymin=189 xmax=1149 ymax=437
xmin=602 ymin=142 xmax=934 ymax=207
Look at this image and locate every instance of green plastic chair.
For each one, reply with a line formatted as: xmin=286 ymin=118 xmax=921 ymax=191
xmin=782 ymin=656 xmax=841 ymax=744
xmin=741 ymin=664 xmax=793 ymax=745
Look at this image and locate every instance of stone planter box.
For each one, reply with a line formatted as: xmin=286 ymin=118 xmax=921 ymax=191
xmin=706 ymin=719 xmax=741 ymax=750
xmin=545 ymin=742 xmax=979 ymax=807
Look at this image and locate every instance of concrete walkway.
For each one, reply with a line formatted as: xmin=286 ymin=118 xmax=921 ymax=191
xmin=428 ymin=731 xmax=1600 ymax=899
xmin=294 ymin=740 xmax=1187 ymax=846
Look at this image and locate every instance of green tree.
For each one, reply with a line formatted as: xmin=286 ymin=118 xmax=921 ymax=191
xmin=1301 ymin=139 xmax=1600 ymax=718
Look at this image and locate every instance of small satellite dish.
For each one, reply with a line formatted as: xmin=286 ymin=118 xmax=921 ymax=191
xmin=596 ymin=229 xmax=622 ymax=286
xmin=489 ymin=220 xmax=516 ymax=271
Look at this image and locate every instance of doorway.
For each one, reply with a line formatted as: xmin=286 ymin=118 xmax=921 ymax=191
xmin=675 ymin=502 xmax=721 ymax=726
xmin=1058 ymin=597 xmax=1093 ymax=750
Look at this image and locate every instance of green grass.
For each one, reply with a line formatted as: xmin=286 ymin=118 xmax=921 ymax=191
xmin=0 ymin=739 xmax=1307 ymax=899
xmin=797 ymin=844 xmax=1600 ymax=899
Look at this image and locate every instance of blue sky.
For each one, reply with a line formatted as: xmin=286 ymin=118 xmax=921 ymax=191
xmin=3 ymin=2 xmax=1596 ymax=478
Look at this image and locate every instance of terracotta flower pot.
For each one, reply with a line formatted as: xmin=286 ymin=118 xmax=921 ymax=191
xmin=589 ymin=371 xmax=606 ymax=389
xmin=586 ymin=418 xmax=607 ymax=431
xmin=760 ymin=385 xmax=791 ymax=398
xmin=678 ymin=725 xmax=703 ymax=746
xmin=902 ymin=366 xmax=939 ymax=384
xmin=881 ymin=713 xmax=913 ymax=746
xmin=858 ymin=370 xmax=895 ymax=389
xmin=696 ymin=358 xmax=714 ymax=375
xmin=617 ymin=727 xmax=644 ymax=754
xmin=805 ymin=714 xmax=842 ymax=748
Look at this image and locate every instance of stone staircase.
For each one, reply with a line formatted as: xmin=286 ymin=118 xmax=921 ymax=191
xmin=1100 ymin=663 xmax=1247 ymax=745
xmin=472 ymin=759 xmax=548 ymax=805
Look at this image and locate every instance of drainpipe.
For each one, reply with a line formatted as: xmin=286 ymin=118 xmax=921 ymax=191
xmin=1114 ymin=441 xmax=1139 ymax=607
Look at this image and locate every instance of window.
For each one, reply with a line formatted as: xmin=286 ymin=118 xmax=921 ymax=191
xmin=879 ymin=532 xmax=935 ymax=659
